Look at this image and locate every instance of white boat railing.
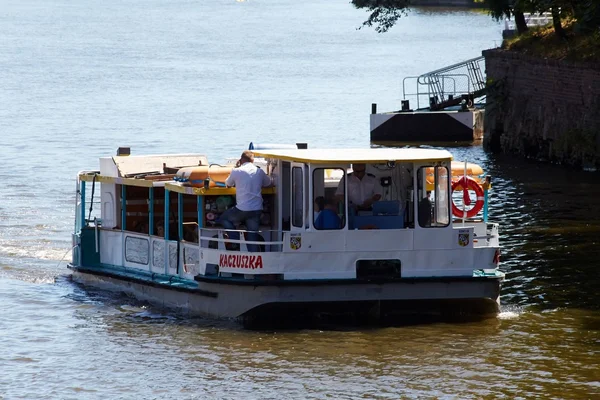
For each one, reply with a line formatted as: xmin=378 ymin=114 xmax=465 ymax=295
xmin=198 ymin=228 xmax=285 ymax=253
xmin=91 ymin=226 xmax=284 ymax=276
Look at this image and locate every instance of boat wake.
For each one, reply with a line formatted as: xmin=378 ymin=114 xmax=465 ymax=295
xmin=0 ymin=265 xmax=57 ymax=284
xmin=497 ymin=305 xmax=524 ymax=320
xmin=0 ymin=241 xmax=71 ymax=262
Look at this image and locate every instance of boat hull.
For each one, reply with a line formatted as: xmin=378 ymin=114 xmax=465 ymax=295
xmin=69 ymin=264 xmax=502 ymax=325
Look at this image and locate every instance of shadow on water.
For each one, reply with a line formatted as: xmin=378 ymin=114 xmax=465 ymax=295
xmin=232 ymin=297 xmax=502 ymax=331
xmin=63 ymin=275 xmax=170 ymax=314
xmin=371 ymin=140 xmax=481 ymax=148
xmin=582 ymin=314 xmax=600 ymax=333
xmin=241 ymin=313 xmax=499 ymax=332
xmin=485 ymin=153 xmax=600 ymax=313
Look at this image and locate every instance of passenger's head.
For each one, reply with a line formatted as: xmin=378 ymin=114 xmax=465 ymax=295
xmin=314 ymin=196 xmax=325 ymax=211
xmin=352 ymin=163 xmax=366 ymax=178
xmin=240 ymin=150 xmax=254 ymax=164
xmin=324 ymin=197 xmax=337 ymax=209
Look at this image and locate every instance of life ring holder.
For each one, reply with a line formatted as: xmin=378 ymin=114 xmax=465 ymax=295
xmin=451 ymin=176 xmax=484 ymax=218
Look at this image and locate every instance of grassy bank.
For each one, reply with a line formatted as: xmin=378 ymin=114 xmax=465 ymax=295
xmin=503 ymin=20 xmax=600 ymax=62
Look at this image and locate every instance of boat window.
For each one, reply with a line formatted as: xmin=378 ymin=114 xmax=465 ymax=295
xmin=121 ymin=185 xmax=152 ymax=234
xmin=292 ymin=167 xmax=303 ymax=228
xmin=417 ymin=166 xmax=450 ymax=228
xmin=312 ymin=168 xmax=345 ymax=230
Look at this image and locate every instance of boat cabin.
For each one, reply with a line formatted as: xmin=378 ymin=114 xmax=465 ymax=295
xmin=74 ymin=145 xmax=499 ymax=285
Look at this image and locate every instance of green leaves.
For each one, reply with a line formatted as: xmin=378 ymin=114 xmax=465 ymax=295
xmin=351 ymin=0 xmax=599 ymax=45
xmin=351 ymin=0 xmax=410 ymax=33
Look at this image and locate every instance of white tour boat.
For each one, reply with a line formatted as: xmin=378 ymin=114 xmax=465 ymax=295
xmin=68 ymin=144 xmax=504 ymax=325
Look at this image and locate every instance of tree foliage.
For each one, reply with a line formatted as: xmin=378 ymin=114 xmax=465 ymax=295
xmin=484 ymin=0 xmax=530 ymax=34
xmin=351 ymin=0 xmax=410 ymax=33
xmin=352 ymin=0 xmax=600 ymax=39
xmin=572 ymin=0 xmax=600 ymax=32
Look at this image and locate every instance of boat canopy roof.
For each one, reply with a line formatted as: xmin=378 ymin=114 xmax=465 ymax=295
xmin=251 ymin=148 xmax=453 ymax=164
xmin=110 ymin=154 xmax=208 ymax=177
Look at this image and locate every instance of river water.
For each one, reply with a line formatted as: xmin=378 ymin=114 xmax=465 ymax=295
xmin=1 ymin=0 xmax=598 ymax=398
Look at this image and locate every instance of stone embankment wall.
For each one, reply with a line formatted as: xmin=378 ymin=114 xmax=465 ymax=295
xmin=483 ymin=49 xmax=600 ymax=169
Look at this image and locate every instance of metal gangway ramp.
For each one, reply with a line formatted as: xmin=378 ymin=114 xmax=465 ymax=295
xmin=402 ymin=56 xmax=487 ymax=111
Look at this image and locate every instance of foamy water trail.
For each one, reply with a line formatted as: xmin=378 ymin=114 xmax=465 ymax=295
xmin=0 ymin=242 xmax=71 ymax=261
xmin=0 ymin=265 xmax=57 ymax=284
xmin=498 ymin=311 xmax=521 ymax=320
xmin=498 ymin=304 xmax=525 ymax=319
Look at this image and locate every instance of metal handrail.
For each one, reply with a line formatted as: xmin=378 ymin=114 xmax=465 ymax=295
xmin=403 ymin=74 xmax=473 ymax=109
xmin=199 ymin=228 xmax=285 ymax=252
xmin=419 ymin=56 xmax=484 ymax=77
xmin=401 ymin=56 xmax=486 ymax=110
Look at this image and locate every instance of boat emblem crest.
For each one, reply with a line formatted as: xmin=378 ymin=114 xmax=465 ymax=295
xmin=290 ymin=233 xmax=301 ymax=250
xmin=458 ymin=229 xmax=470 ymax=247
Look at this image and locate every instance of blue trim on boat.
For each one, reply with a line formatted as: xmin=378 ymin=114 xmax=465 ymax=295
xmin=164 ymin=189 xmax=170 ymax=274
xmin=178 ymin=192 xmax=183 ymax=241
xmin=197 ymin=196 xmax=203 ymax=228
xmin=68 ymin=263 xmax=218 ymax=297
xmin=80 ymin=180 xmax=86 ymax=230
xmin=149 ymin=187 xmax=154 ymax=235
xmin=121 ymin=184 xmax=126 ymax=231
xmin=164 ymin=189 xmax=170 ymax=239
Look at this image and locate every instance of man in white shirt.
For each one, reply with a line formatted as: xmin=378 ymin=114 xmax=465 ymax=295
xmin=335 ymin=163 xmax=382 ymax=211
xmin=219 ymin=150 xmax=272 ymax=251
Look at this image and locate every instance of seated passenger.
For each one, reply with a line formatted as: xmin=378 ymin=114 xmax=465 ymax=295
xmin=335 ymin=163 xmax=382 ymax=211
xmin=131 ymin=220 xmax=148 ymax=234
xmin=314 ymin=197 xmax=341 ymax=230
xmin=314 ymin=196 xmax=325 ymax=221
xmin=155 ymin=222 xmax=165 ymax=237
xmin=418 ymin=194 xmax=432 ymax=227
xmin=183 ymin=223 xmax=199 ymax=243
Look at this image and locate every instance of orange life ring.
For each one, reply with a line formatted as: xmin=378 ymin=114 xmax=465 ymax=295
xmin=451 ymin=176 xmax=484 ymax=218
